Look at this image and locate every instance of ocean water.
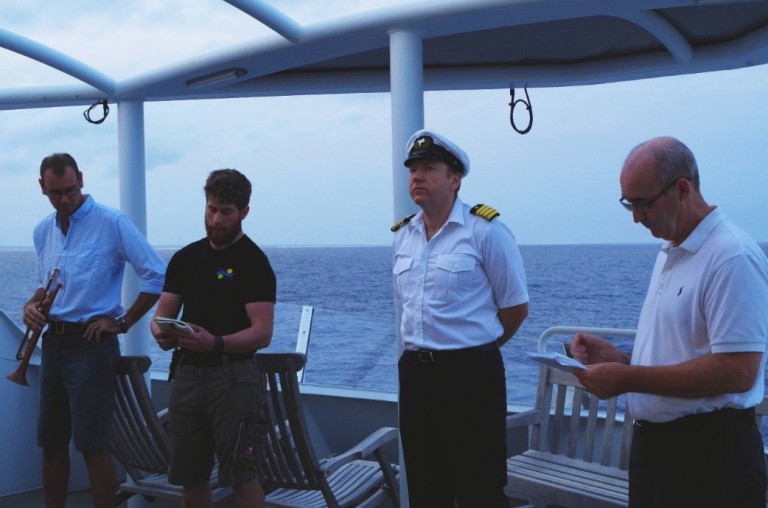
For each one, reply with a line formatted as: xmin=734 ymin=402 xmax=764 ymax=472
xmin=0 ymin=243 xmax=663 ymax=405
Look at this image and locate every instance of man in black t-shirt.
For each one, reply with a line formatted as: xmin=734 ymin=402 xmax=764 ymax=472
xmin=151 ymin=169 xmax=276 ymax=508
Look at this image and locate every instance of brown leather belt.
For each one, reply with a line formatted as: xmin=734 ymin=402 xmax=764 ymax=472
xmin=48 ymin=320 xmax=89 ymax=336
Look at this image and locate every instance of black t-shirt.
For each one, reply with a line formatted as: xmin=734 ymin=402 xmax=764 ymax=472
xmin=163 ymin=235 xmax=276 ymax=337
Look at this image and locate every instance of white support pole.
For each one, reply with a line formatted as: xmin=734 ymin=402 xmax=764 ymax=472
xmin=389 ymin=28 xmax=424 ymax=508
xmin=117 ymin=100 xmax=157 ymax=508
xmin=117 ymin=100 xmax=150 ymax=360
xmin=389 ymin=28 xmax=423 ymax=223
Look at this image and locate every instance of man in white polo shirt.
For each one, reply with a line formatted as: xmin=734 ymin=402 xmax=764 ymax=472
xmin=569 ymin=136 xmax=768 ymax=508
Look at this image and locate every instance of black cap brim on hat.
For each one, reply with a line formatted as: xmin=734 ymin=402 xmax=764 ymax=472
xmin=403 ymin=144 xmax=465 ymax=175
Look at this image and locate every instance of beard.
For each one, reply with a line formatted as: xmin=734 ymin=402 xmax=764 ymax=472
xmin=205 ymin=218 xmax=242 ymax=248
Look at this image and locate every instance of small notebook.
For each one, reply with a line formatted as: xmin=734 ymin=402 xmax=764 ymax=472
xmin=154 ymin=317 xmax=193 ymax=333
xmin=527 ymin=351 xmax=586 ymax=373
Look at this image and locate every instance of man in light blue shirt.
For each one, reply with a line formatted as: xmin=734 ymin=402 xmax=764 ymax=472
xmin=23 ymin=153 xmax=165 ymax=508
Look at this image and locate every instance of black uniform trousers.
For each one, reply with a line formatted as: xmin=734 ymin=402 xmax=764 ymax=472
xmin=398 ymin=343 xmax=508 ymax=508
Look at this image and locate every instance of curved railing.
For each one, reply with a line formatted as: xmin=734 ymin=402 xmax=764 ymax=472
xmin=537 ymin=325 xmax=637 ymax=352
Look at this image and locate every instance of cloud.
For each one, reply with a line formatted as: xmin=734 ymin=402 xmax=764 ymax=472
xmin=1 ymin=2 xmax=768 ymax=248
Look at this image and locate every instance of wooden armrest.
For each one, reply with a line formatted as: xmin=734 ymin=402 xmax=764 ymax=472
xmin=157 ymin=408 xmax=170 ymax=432
xmin=506 ymin=409 xmax=542 ymax=428
xmin=318 ymin=427 xmax=399 ymax=476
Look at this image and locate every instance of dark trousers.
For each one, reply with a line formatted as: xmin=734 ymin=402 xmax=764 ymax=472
xmin=398 ymin=345 xmax=508 ymax=508
xmin=629 ymin=407 xmax=767 ymax=508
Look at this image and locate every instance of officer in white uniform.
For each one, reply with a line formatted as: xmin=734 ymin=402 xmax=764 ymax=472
xmin=393 ymin=129 xmax=529 ymax=507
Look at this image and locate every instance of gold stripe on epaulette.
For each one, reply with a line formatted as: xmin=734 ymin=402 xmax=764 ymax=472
xmin=470 ymin=204 xmax=500 ymax=221
xmin=391 ymin=213 xmax=416 ymax=232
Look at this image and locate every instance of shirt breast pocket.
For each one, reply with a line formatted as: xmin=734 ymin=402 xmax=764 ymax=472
xmin=435 ymin=254 xmax=477 ymax=302
xmin=69 ymin=243 xmax=108 ymax=273
xmin=393 ymin=257 xmax=414 ymax=297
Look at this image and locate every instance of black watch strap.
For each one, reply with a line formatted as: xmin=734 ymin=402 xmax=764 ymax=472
xmin=213 ymin=335 xmax=225 ymax=353
xmin=116 ymin=315 xmax=129 ymax=334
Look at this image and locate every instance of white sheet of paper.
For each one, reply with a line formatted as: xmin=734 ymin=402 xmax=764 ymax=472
xmin=527 ymin=351 xmax=587 ymax=372
xmin=154 ymin=317 xmax=194 ymax=334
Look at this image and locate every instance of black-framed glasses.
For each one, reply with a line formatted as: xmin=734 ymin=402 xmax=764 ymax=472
xmin=619 ymin=178 xmax=687 ymax=212
xmin=46 ymin=186 xmax=80 ymax=200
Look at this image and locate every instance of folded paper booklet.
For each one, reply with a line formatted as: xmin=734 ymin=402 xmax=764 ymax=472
xmin=527 ymin=351 xmax=586 ymax=372
xmin=154 ymin=317 xmax=194 ymax=333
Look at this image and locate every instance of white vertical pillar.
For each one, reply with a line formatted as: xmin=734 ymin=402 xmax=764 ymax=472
xmin=117 ymin=100 xmax=149 ymax=360
xmin=389 ymin=28 xmax=424 ymax=222
xmin=117 ymin=101 xmax=157 ymax=508
xmin=389 ymin=28 xmax=425 ymax=508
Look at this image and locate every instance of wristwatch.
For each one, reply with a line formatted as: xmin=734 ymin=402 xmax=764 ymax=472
xmin=213 ymin=335 xmax=225 ymax=353
xmin=116 ymin=315 xmax=129 ymax=334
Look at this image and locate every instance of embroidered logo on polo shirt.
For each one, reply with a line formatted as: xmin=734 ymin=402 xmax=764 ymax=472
xmin=216 ymin=268 xmax=235 ymax=280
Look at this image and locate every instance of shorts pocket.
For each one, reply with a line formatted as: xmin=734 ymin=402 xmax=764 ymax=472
xmin=233 ymin=418 xmax=268 ymax=468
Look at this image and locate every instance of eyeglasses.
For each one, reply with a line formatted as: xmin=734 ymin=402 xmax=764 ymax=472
xmin=619 ymin=178 xmax=687 ymax=212
xmin=46 ymin=186 xmax=80 ymax=200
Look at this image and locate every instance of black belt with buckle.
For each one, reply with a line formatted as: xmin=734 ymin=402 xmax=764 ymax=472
xmin=405 ymin=341 xmax=498 ymax=363
xmin=635 ymin=407 xmax=754 ymax=431
xmin=48 ymin=320 xmax=89 ymax=336
xmin=180 ymin=351 xmax=254 ymax=367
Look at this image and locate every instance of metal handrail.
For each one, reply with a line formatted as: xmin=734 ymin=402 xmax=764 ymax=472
xmin=537 ymin=326 xmax=637 ymax=352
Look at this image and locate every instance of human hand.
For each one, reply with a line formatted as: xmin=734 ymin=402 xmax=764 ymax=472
xmin=573 ymin=362 xmax=628 ymax=399
xmin=570 ymin=333 xmax=626 ymax=365
xmin=84 ymin=316 xmax=120 ymax=342
xmin=23 ymin=300 xmax=45 ymax=331
xmin=150 ymin=319 xmax=179 ymax=350
xmin=174 ymin=324 xmax=215 ymax=352
xmin=155 ymin=333 xmax=179 ymax=351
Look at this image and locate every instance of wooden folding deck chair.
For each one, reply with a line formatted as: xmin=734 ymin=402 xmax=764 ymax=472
xmin=505 ymin=365 xmax=633 ymax=508
xmin=110 ymin=355 xmax=232 ymax=505
xmin=255 ymin=352 xmax=400 ymax=508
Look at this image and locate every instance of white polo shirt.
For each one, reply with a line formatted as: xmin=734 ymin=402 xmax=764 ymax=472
xmin=393 ymin=198 xmax=529 ymax=351
xmin=628 ymin=208 xmax=768 ymax=422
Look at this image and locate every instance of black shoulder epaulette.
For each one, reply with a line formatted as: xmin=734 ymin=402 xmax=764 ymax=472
xmin=470 ymin=204 xmax=500 ymax=221
xmin=391 ymin=213 xmax=416 ymax=232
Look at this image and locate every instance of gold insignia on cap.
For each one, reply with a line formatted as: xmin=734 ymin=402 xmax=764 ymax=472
xmin=391 ymin=213 xmax=416 ymax=232
xmin=470 ymin=204 xmax=500 ymax=221
xmin=411 ymin=136 xmax=433 ymax=153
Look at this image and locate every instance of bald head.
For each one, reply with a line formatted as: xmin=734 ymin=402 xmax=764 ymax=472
xmin=620 ymin=136 xmax=713 ymax=246
xmin=623 ymin=136 xmax=700 ymax=190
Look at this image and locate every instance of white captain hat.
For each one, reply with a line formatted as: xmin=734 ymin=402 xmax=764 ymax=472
xmin=403 ymin=129 xmax=470 ymax=177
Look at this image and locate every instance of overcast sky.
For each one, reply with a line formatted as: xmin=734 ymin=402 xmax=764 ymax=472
xmin=2 ymin=1 xmax=768 ymax=248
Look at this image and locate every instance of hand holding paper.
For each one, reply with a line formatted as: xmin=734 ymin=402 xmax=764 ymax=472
xmin=527 ymin=351 xmax=587 ymax=373
xmin=154 ymin=317 xmax=194 ymax=334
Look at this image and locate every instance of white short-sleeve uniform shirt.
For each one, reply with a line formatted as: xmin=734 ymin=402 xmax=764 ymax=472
xmin=393 ymin=198 xmax=529 ymax=351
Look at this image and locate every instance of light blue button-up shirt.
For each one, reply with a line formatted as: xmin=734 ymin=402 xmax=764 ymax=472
xmin=33 ymin=195 xmax=165 ymax=322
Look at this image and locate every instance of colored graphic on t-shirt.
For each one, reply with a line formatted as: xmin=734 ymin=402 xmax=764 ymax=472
xmin=216 ymin=268 xmax=234 ymax=280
